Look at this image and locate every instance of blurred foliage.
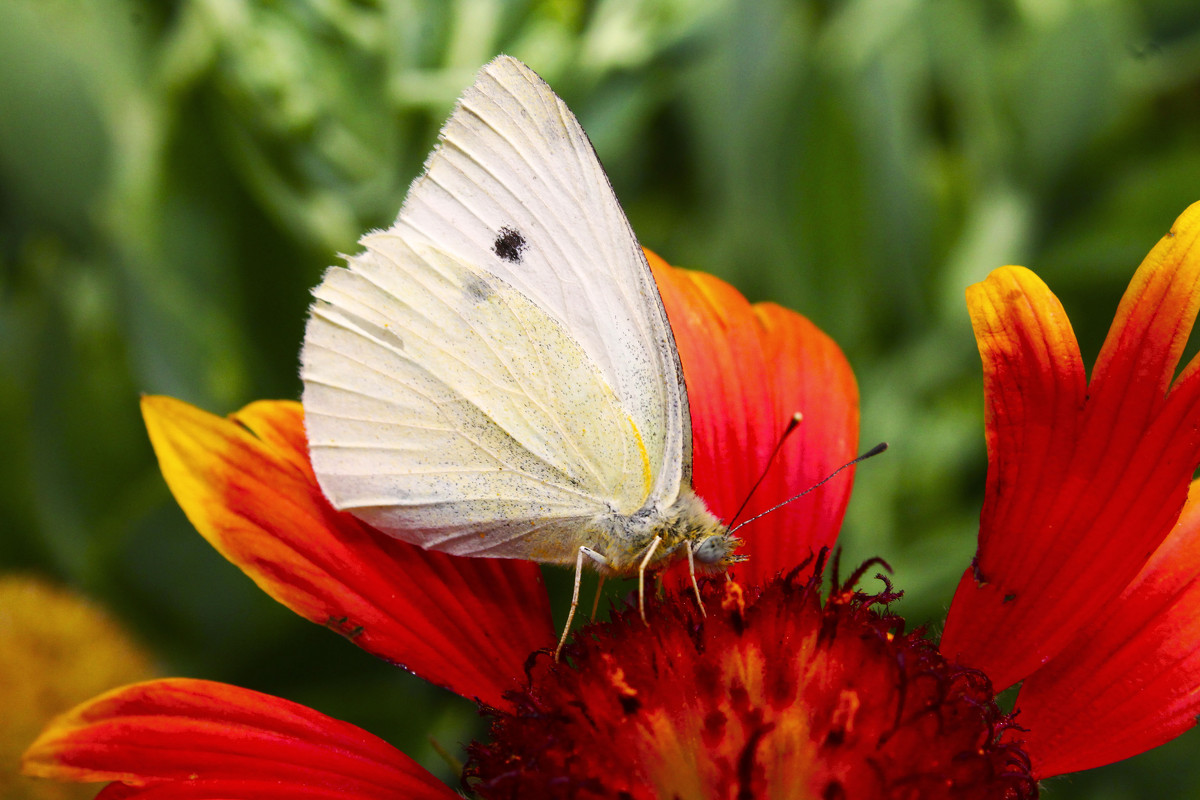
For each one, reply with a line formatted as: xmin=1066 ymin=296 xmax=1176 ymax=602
xmin=2 ymin=0 xmax=1200 ymax=795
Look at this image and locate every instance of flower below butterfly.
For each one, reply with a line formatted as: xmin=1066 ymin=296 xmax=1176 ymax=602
xmin=22 ymin=211 xmax=1200 ymax=797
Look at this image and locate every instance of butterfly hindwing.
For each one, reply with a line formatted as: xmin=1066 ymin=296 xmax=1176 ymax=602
xmin=304 ymin=233 xmax=652 ymax=561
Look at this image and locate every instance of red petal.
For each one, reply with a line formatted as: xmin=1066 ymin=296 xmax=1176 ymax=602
xmin=93 ymin=782 xmax=385 ymax=799
xmin=942 ymin=203 xmax=1200 ymax=691
xmin=142 ymin=396 xmax=554 ymax=708
xmin=1015 ymin=479 xmax=1200 ymax=777
xmin=22 ymin=679 xmax=457 ymax=799
xmin=650 ymin=253 xmax=860 ymax=582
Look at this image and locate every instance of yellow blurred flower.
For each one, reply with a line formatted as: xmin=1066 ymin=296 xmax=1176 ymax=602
xmin=1 ymin=575 xmax=155 ymax=800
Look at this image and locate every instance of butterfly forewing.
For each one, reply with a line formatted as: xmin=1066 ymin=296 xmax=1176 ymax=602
xmin=400 ymin=58 xmax=690 ymax=496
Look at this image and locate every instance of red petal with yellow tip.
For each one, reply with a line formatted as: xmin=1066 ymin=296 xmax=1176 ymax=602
xmin=141 ymin=396 xmax=554 ymax=708
xmin=1015 ymin=479 xmax=1200 ymax=778
xmin=942 ymin=203 xmax=1200 ymax=692
xmin=22 ymin=678 xmax=457 ymax=800
xmin=650 ymin=253 xmax=860 ymax=583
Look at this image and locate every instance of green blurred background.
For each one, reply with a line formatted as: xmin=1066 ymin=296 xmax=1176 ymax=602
xmin=3 ymin=0 xmax=1199 ymax=796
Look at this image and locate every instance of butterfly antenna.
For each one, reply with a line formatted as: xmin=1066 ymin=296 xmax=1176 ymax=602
xmin=727 ymin=412 xmax=805 ymax=528
xmin=728 ymin=442 xmax=888 ymax=535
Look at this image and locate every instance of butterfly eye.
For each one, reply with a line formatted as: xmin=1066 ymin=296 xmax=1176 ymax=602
xmin=694 ymin=535 xmax=732 ymax=564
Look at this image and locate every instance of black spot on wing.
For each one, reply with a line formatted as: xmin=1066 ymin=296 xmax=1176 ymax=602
xmin=493 ymin=226 xmax=528 ymax=264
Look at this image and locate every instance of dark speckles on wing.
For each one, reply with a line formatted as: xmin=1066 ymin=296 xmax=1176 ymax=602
xmin=464 ymin=274 xmax=494 ymax=303
xmin=493 ymin=226 xmax=528 ymax=264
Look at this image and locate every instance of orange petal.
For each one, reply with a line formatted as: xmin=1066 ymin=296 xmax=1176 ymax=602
xmin=142 ymin=396 xmax=553 ymax=708
xmin=1091 ymin=203 xmax=1200 ymax=415
xmin=650 ymin=252 xmax=860 ymax=583
xmin=1016 ymin=479 xmax=1200 ymax=777
xmin=22 ymin=678 xmax=457 ymax=799
xmin=942 ymin=203 xmax=1200 ymax=692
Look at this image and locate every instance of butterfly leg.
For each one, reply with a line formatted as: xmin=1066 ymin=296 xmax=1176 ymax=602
xmin=637 ymin=536 xmax=663 ymax=625
xmin=685 ymin=539 xmax=707 ymax=617
xmin=556 ymin=547 xmax=609 ymax=661
xmin=555 ymin=548 xmax=586 ymax=661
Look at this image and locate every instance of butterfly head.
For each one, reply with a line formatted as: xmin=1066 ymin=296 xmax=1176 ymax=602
xmin=692 ymin=531 xmax=747 ymax=570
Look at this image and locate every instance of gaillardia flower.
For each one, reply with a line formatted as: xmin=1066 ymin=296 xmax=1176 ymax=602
xmin=941 ymin=202 xmax=1200 ymax=778
xmin=20 ymin=207 xmax=1200 ymax=797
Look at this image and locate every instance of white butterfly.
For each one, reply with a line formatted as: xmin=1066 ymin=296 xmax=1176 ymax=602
xmin=300 ymin=56 xmax=743 ymax=655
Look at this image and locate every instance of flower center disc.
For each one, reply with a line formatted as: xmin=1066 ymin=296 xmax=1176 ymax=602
xmin=467 ymin=565 xmax=1036 ymax=799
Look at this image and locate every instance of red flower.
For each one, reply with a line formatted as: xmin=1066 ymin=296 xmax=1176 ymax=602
xmin=941 ymin=202 xmax=1200 ymax=778
xmin=25 ymin=257 xmax=871 ymax=798
xmin=23 ymin=207 xmax=1200 ymax=798
xmin=467 ymin=564 xmax=1034 ymax=799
